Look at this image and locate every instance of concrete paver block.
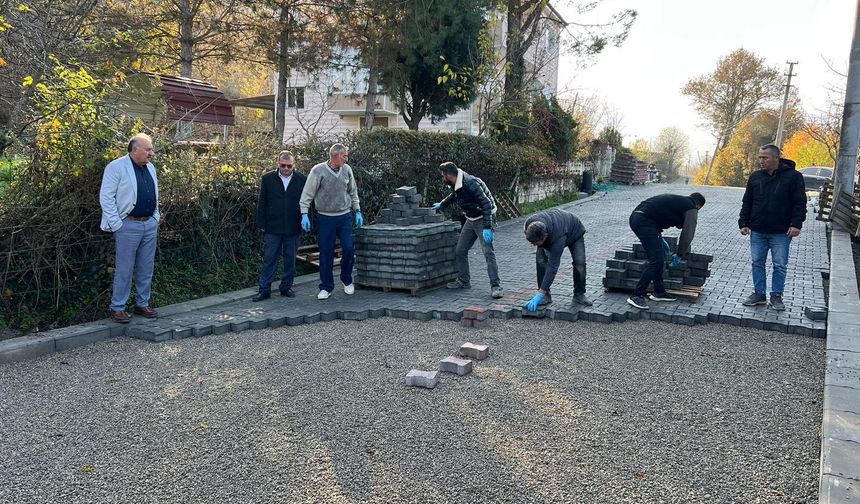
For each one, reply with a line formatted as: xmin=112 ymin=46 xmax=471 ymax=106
xmin=405 ymin=369 xmax=439 ymax=389
xmin=819 ymin=475 xmax=859 ymax=503
xmin=0 ymin=336 xmax=56 ymax=363
xmin=459 ymin=342 xmax=489 ymax=360
xmin=821 ymin=437 xmax=860 ymax=482
xmin=54 ymin=327 xmax=111 ymax=352
xmin=440 ymin=356 xmax=473 ymax=375
xmin=463 ymin=307 xmax=488 ymax=320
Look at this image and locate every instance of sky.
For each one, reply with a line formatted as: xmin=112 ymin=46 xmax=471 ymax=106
xmin=554 ymin=0 xmax=856 ymax=163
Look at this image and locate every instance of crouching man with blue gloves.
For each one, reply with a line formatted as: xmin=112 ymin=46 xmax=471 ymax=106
xmin=299 ymin=143 xmax=362 ymax=300
xmin=523 ymin=209 xmax=592 ymax=312
xmin=431 ymin=162 xmax=503 ymax=299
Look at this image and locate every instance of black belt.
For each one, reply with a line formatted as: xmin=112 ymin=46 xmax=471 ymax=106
xmin=126 ymin=215 xmax=151 ymax=222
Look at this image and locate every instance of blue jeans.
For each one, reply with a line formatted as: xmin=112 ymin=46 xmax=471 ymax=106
xmin=259 ymin=233 xmax=300 ymax=294
xmin=316 ymin=212 xmax=355 ymax=293
xmin=111 ymin=217 xmax=158 ymax=311
xmin=750 ymin=231 xmax=792 ymax=295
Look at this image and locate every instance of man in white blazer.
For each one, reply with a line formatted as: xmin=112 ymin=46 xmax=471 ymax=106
xmin=99 ymin=133 xmax=160 ymax=323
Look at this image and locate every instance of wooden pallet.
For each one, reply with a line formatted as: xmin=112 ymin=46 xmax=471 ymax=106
xmin=496 ymin=192 xmax=521 ymax=219
xmin=355 ymin=281 xmax=448 ymax=297
xmin=297 ymin=245 xmax=341 ymax=267
xmin=605 ymin=285 xmax=703 ymax=302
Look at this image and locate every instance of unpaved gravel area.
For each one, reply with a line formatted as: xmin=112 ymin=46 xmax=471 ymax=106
xmin=0 ymin=318 xmax=824 ymax=503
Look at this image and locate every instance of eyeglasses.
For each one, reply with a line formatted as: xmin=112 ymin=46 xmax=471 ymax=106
xmin=279 ymin=164 xmax=294 ymax=169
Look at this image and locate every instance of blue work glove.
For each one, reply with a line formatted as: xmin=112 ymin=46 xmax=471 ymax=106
xmin=661 ymin=239 xmax=671 ymax=254
xmin=524 ymin=292 xmax=545 ymax=312
xmin=483 ymin=229 xmax=494 ymax=245
xmin=670 ymin=254 xmax=681 ymax=269
xmin=355 ymin=211 xmax=363 ymax=228
xmin=301 ymin=213 xmax=311 ymax=232
xmin=432 ymin=202 xmax=442 ymax=212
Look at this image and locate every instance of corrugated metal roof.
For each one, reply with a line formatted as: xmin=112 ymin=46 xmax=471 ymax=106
xmin=141 ymin=71 xmax=235 ymax=126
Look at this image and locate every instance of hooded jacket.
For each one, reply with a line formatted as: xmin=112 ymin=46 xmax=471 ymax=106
xmin=439 ymin=169 xmax=497 ymax=229
xmin=738 ymin=158 xmax=807 ymax=234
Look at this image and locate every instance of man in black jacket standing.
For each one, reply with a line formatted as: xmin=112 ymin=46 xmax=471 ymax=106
xmin=253 ymin=151 xmax=307 ymax=301
xmin=432 ymin=162 xmax=503 ymax=299
xmin=627 ymin=192 xmax=705 ymax=310
xmin=738 ymin=144 xmax=807 ymax=311
xmin=522 ymin=209 xmax=591 ymax=311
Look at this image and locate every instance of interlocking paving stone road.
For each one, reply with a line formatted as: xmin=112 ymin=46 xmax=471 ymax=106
xmin=125 ymin=184 xmax=826 ymax=341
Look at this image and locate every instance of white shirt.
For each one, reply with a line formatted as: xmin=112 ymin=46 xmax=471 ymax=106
xmin=278 ymin=172 xmax=292 ymax=191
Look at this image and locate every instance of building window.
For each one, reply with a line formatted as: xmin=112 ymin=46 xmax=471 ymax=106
xmin=359 ymin=116 xmax=389 ymax=129
xmin=288 ymin=87 xmax=305 ymax=108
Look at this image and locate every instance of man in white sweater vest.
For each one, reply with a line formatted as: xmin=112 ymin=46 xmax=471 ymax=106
xmin=299 ymin=143 xmax=363 ymax=300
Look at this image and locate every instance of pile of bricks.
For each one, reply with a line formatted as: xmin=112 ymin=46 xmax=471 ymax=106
xmin=610 ymin=153 xmax=649 ymax=185
xmin=374 ymin=186 xmax=445 ymax=225
xmin=355 ymin=186 xmax=460 ymax=293
xmin=405 ymin=341 xmax=490 ymax=389
xmin=602 ymin=236 xmax=715 ymax=292
xmin=459 ymin=306 xmax=489 ymax=329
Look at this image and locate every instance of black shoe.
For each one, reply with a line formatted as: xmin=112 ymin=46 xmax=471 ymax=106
xmin=573 ymin=293 xmax=593 ymax=306
xmin=280 ymin=289 xmax=295 ymax=298
xmin=742 ymin=292 xmax=767 ymax=306
xmin=769 ymin=294 xmax=786 ymax=311
xmin=648 ymin=292 xmax=677 ymax=302
xmin=539 ymin=293 xmax=553 ymax=306
xmin=252 ymin=291 xmax=271 ymax=302
xmin=627 ymin=295 xmax=649 ymax=310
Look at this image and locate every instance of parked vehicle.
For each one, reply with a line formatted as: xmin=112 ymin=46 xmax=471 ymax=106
xmin=799 ymin=166 xmax=833 ymax=192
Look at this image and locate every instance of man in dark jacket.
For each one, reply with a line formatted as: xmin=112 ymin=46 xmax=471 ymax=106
xmin=253 ymin=151 xmax=307 ymax=301
xmin=627 ymin=192 xmax=705 ymax=310
xmin=738 ymin=144 xmax=807 ymax=311
xmin=432 ymin=162 xmax=503 ymax=299
xmin=522 ymin=209 xmax=591 ymax=311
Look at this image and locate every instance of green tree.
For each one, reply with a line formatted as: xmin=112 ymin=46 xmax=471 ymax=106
xmin=699 ymin=110 xmax=780 ymax=187
xmin=528 ymin=95 xmax=578 ymax=162
xmin=377 ymin=0 xmax=490 ymax=130
xmin=598 ymin=126 xmax=623 ymax=151
xmin=654 ymin=127 xmax=689 ymax=181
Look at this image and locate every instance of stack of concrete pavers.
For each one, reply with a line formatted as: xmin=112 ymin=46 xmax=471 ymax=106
xmin=355 ymin=187 xmax=460 ymax=292
xmin=602 ymin=236 xmax=715 ymax=291
xmin=459 ymin=306 xmax=489 ymax=328
xmin=610 ymin=153 xmax=649 ymax=185
xmin=374 ymin=186 xmax=445 ymax=225
xmin=405 ymin=341 xmax=490 ymax=389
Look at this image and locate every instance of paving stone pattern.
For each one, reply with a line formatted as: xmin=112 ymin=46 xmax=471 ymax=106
xmin=46 ymin=184 xmax=832 ymax=346
xmin=602 ymin=236 xmax=715 ymax=292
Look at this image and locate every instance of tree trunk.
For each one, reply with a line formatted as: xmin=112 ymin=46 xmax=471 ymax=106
xmin=275 ymin=6 xmax=290 ymax=143
xmin=178 ymin=0 xmax=194 ymax=78
xmin=504 ymin=2 xmax=525 ymax=106
xmin=703 ymin=135 xmax=721 ymax=185
xmin=364 ymin=43 xmax=379 ymax=131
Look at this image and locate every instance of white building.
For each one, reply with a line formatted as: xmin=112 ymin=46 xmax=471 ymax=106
xmin=275 ymin=5 xmax=565 ymax=143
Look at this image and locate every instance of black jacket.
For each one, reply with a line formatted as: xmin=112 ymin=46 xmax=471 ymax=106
xmin=738 ymin=158 xmax=806 ymax=234
xmin=631 ymin=194 xmax=699 ymax=256
xmin=440 ymin=170 xmax=497 ymax=229
xmin=256 ymin=170 xmax=306 ymax=236
xmin=524 ymin=209 xmax=586 ymax=292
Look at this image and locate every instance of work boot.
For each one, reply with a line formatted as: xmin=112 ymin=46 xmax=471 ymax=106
xmin=769 ymin=293 xmax=786 ymax=311
xmin=252 ymin=291 xmax=271 ymax=302
xmin=573 ymin=293 xmax=592 ymax=306
xmin=133 ymin=305 xmax=158 ymax=318
xmin=280 ymin=289 xmax=295 ymax=298
xmin=627 ymin=295 xmax=649 ymax=310
xmin=649 ymin=292 xmax=677 ymax=302
xmin=110 ymin=310 xmax=131 ymax=324
xmin=742 ymin=292 xmax=767 ymax=306
xmin=491 ymin=285 xmax=504 ymax=299
xmin=447 ymin=279 xmax=471 ymax=289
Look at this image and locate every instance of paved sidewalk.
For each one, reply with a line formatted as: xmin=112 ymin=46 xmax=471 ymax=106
xmin=0 ymin=184 xmax=828 ymax=361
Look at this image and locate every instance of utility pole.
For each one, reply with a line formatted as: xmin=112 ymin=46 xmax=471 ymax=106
xmin=775 ymin=61 xmax=798 ymax=149
xmin=832 ymin=0 xmax=860 ymax=231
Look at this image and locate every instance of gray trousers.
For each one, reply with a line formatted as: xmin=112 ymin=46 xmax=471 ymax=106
xmin=455 ymin=218 xmax=500 ymax=287
xmin=110 ymin=217 xmax=158 ymax=311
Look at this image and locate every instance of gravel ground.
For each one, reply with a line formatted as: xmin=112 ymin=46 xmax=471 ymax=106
xmin=0 ymin=319 xmax=824 ymax=504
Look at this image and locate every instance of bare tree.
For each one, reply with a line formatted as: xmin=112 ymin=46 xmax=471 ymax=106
xmin=654 ymin=126 xmax=689 ymax=180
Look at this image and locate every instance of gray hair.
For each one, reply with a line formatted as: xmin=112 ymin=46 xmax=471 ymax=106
xmin=329 ymin=143 xmax=348 ymax=158
xmin=760 ymin=144 xmax=781 ymax=157
xmin=277 ymin=150 xmax=294 ymax=161
xmin=127 ymin=133 xmax=153 ymax=153
xmin=525 ymin=221 xmax=548 ymax=244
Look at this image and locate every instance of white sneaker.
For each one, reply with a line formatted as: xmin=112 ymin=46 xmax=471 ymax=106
xmin=317 ymin=290 xmax=331 ymax=300
xmin=343 ymin=284 xmax=355 ymax=295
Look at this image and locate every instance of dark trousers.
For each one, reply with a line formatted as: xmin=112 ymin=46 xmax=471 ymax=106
xmin=317 ymin=212 xmax=355 ymax=292
xmin=259 ymin=233 xmax=300 ymax=294
xmin=536 ymin=238 xmax=587 ymax=295
xmin=629 ymin=212 xmax=666 ymax=296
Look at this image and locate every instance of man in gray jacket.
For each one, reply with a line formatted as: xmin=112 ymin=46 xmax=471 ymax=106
xmin=299 ymin=143 xmax=363 ymax=300
xmin=99 ymin=133 xmax=160 ymax=323
xmin=522 ymin=209 xmax=591 ymax=311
